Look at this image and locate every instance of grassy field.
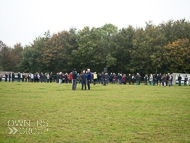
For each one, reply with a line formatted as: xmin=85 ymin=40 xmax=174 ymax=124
xmin=0 ymin=82 xmax=190 ymax=143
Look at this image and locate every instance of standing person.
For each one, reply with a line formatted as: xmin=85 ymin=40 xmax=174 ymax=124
xmin=162 ymin=74 xmax=167 ymax=87
xmin=119 ymin=74 xmax=122 ymax=84
xmin=50 ymin=72 xmax=53 ymax=83
xmin=28 ymin=73 xmax=30 ymax=82
xmin=40 ymin=73 xmax=43 ymax=83
xmin=31 ymin=73 xmax=34 ymax=83
xmin=62 ymin=73 xmax=65 ymax=83
xmin=101 ymin=72 xmax=105 ymax=84
xmin=168 ymin=73 xmax=171 ymax=87
xmin=58 ymin=72 xmax=62 ymax=84
xmin=0 ymin=73 xmax=2 ymax=82
xmin=37 ymin=73 xmax=40 ymax=82
xmin=24 ymin=73 xmax=27 ymax=82
xmin=72 ymin=69 xmax=77 ymax=90
xmin=132 ymin=74 xmax=135 ymax=85
xmin=87 ymin=69 xmax=91 ymax=90
xmin=110 ymin=73 xmax=113 ymax=84
xmin=91 ymin=73 xmax=94 ymax=84
xmin=5 ymin=72 xmax=8 ymax=82
xmin=122 ymin=74 xmax=126 ymax=84
xmin=56 ymin=73 xmax=59 ymax=83
xmin=93 ymin=72 xmax=97 ymax=85
xmin=153 ymin=74 xmax=156 ymax=86
xmin=65 ymin=73 xmax=68 ymax=83
xmin=178 ymin=74 xmax=181 ymax=86
xmin=166 ymin=74 xmax=168 ymax=86
xmin=156 ymin=74 xmax=159 ymax=85
xmin=77 ymin=73 xmax=80 ymax=84
xmin=135 ymin=73 xmax=140 ymax=85
xmin=117 ymin=73 xmax=120 ymax=84
xmin=12 ymin=72 xmax=15 ymax=82
xmin=17 ymin=72 xmax=20 ymax=82
xmin=47 ymin=73 xmax=50 ymax=83
xmin=144 ymin=74 xmax=148 ymax=85
xmin=81 ymin=70 xmax=87 ymax=90
xmin=105 ymin=73 xmax=109 ymax=84
xmin=9 ymin=73 xmax=11 ymax=82
xmin=158 ymin=73 xmax=162 ymax=86
xmin=22 ymin=72 xmax=25 ymax=82
xmin=44 ymin=73 xmax=47 ymax=83
xmin=128 ymin=74 xmax=132 ymax=85
xmin=170 ymin=74 xmax=173 ymax=86
xmin=69 ymin=72 xmax=72 ymax=83
xmin=98 ymin=73 xmax=101 ymax=84
xmin=184 ymin=75 xmax=188 ymax=86
xmin=112 ymin=73 xmax=116 ymax=84
xmin=149 ymin=74 xmax=153 ymax=85
xmin=79 ymin=72 xmax=82 ymax=84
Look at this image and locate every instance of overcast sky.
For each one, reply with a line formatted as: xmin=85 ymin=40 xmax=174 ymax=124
xmin=1 ymin=0 xmax=190 ymax=47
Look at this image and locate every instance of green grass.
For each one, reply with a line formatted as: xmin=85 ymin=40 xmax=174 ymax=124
xmin=0 ymin=82 xmax=190 ymax=142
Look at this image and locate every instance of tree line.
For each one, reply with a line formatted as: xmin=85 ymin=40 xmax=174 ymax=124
xmin=0 ymin=19 xmax=190 ymax=75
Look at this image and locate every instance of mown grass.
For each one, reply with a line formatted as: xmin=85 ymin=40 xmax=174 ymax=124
xmin=0 ymin=82 xmax=190 ymax=143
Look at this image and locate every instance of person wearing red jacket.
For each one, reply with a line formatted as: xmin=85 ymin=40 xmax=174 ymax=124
xmin=5 ymin=72 xmax=8 ymax=82
xmin=69 ymin=72 xmax=73 ymax=83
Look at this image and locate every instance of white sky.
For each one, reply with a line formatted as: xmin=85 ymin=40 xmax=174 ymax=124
xmin=0 ymin=0 xmax=190 ymax=47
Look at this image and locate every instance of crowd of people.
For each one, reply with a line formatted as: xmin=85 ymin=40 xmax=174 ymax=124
xmin=0 ymin=71 xmax=190 ymax=88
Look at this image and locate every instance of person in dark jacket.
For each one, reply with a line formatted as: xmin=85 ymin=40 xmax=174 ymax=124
xmin=128 ymin=74 xmax=131 ymax=85
xmin=81 ymin=70 xmax=87 ymax=90
xmin=158 ymin=73 xmax=162 ymax=86
xmin=112 ymin=73 xmax=116 ymax=84
xmin=72 ymin=69 xmax=77 ymax=90
xmin=110 ymin=73 xmax=113 ymax=84
xmin=22 ymin=72 xmax=25 ymax=82
xmin=56 ymin=73 xmax=59 ymax=83
xmin=98 ymin=73 xmax=101 ymax=84
xmin=28 ymin=73 xmax=30 ymax=82
xmin=144 ymin=74 xmax=148 ymax=85
xmin=178 ymin=74 xmax=181 ymax=86
xmin=153 ymin=74 xmax=156 ymax=86
xmin=135 ymin=73 xmax=140 ymax=85
xmin=17 ymin=72 xmax=20 ymax=82
xmin=58 ymin=72 xmax=62 ymax=84
xmin=101 ymin=72 xmax=105 ymax=84
xmin=65 ymin=73 xmax=68 ymax=83
xmin=184 ymin=75 xmax=188 ymax=86
xmin=50 ymin=72 xmax=53 ymax=83
xmin=156 ymin=74 xmax=159 ymax=85
xmin=162 ymin=74 xmax=167 ymax=87
xmin=105 ymin=73 xmax=109 ymax=84
xmin=9 ymin=73 xmax=11 ymax=82
xmin=40 ymin=73 xmax=43 ymax=83
xmin=87 ymin=69 xmax=91 ymax=90
xmin=12 ymin=72 xmax=15 ymax=82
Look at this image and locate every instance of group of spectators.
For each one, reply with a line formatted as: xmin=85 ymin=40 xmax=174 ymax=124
xmin=1 ymin=71 xmax=189 ymax=87
xmin=2 ymin=72 xmax=53 ymax=83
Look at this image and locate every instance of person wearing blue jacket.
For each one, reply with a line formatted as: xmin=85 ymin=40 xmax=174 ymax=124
xmin=81 ymin=70 xmax=87 ymax=90
xmin=144 ymin=74 xmax=148 ymax=85
xmin=72 ymin=69 xmax=77 ymax=90
xmin=9 ymin=73 xmax=11 ymax=82
xmin=87 ymin=69 xmax=91 ymax=90
xmin=18 ymin=72 xmax=20 ymax=82
xmin=158 ymin=73 xmax=162 ymax=86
